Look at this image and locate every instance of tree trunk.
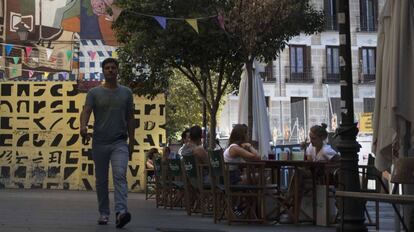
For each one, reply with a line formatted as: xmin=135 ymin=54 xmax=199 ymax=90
xmin=245 ymin=59 xmax=254 ymax=141
xmin=208 ymin=107 xmax=218 ymax=150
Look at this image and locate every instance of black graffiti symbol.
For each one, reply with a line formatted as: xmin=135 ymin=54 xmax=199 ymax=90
xmin=159 ymin=104 xmax=165 ymax=116
xmin=0 ymin=150 xmax=12 ymax=160
xmin=64 ymin=167 xmax=77 ymax=180
xmin=0 ymin=117 xmax=12 ymax=129
xmin=48 ymin=151 xmax=62 ymax=164
xmin=49 ymin=118 xmax=63 ymax=130
xmin=33 ymin=134 xmax=46 ymax=147
xmin=67 ymin=84 xmax=78 ymax=96
xmin=17 ymin=84 xmax=30 ymax=96
xmin=143 ymin=134 xmax=155 ymax=146
xmin=128 ymin=165 xmax=139 ymax=177
xmin=50 ymin=134 xmax=63 ymax=147
xmin=15 ymin=151 xmax=29 ymax=164
xmin=33 ymin=117 xmax=46 ymax=130
xmin=17 ymin=133 xmax=30 ymax=147
xmin=33 ymin=101 xmax=46 ymax=113
xmin=33 ymin=84 xmax=47 ymax=96
xmin=51 ymin=100 xmax=63 ymax=113
xmin=0 ymin=134 xmax=12 ymax=147
xmin=67 ymin=101 xmax=78 ymax=113
xmin=131 ymin=180 xmax=140 ymax=190
xmin=51 ymin=84 xmax=63 ymax=96
xmin=66 ymin=150 xmax=79 ymax=164
xmin=66 ymin=134 xmax=79 ymax=146
xmin=144 ymin=104 xmax=156 ymax=115
xmin=17 ymin=100 xmax=29 ymax=113
xmin=1 ymin=83 xmax=12 ymax=96
xmin=144 ymin=121 xmax=155 ymax=131
xmin=0 ymin=101 xmax=13 ymax=113
xmin=16 ymin=116 xmax=29 ymax=130
xmin=67 ymin=117 xmax=78 ymax=130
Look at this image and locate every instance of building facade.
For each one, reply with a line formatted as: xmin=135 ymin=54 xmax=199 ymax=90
xmin=219 ymin=0 xmax=383 ymax=144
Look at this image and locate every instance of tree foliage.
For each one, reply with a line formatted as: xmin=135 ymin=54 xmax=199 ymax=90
xmin=113 ymin=0 xmax=244 ymax=148
xmin=112 ymin=0 xmax=324 ymax=148
xmin=166 ymin=70 xmax=203 ymax=143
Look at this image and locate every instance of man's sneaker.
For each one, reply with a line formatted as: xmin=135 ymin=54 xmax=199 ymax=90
xmin=97 ymin=215 xmax=109 ymax=225
xmin=115 ymin=212 xmax=131 ymax=228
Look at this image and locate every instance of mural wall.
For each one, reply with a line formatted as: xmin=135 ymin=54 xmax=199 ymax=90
xmin=0 ymin=82 xmax=166 ymax=191
xmin=0 ymin=0 xmax=120 ymax=81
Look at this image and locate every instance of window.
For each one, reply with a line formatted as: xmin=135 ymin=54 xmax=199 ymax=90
xmin=90 ymin=62 xmax=95 ymax=68
xmin=260 ymin=62 xmax=275 ymax=82
xmin=363 ymin=98 xmax=375 ymax=113
xmin=360 ymin=47 xmax=376 ymax=83
xmin=91 ymin=40 xmax=99 ymax=46
xmin=329 ymin=98 xmax=341 ymax=131
xmin=288 ymin=45 xmax=312 ymax=82
xmin=324 ymin=0 xmax=338 ymax=30
xmin=359 ymin=0 xmax=378 ymax=32
xmin=325 ymin=46 xmax=340 ymax=83
xmin=97 ymin=51 xmax=105 ymax=57
xmin=290 ymin=97 xmax=308 ymax=141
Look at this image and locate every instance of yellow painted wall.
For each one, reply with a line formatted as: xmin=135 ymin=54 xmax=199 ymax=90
xmin=0 ymin=81 xmax=166 ymax=192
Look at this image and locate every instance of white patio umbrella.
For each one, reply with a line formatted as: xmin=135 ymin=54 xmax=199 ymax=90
xmin=372 ymin=0 xmax=414 ymax=171
xmin=238 ymin=63 xmax=272 ymax=158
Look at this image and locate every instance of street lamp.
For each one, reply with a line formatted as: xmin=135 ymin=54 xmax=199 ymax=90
xmin=16 ymin=22 xmax=29 ymax=42
xmin=334 ymin=0 xmax=367 ymax=231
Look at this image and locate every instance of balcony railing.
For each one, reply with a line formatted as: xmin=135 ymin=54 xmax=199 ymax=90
xmin=285 ymin=66 xmax=314 ymax=83
xmin=259 ymin=71 xmax=276 ymax=83
xmin=357 ymin=15 xmax=378 ymax=32
xmin=325 ymin=15 xmax=338 ymax=31
xmin=322 ymin=67 xmax=340 ymax=83
xmin=359 ymin=72 xmax=376 ymax=84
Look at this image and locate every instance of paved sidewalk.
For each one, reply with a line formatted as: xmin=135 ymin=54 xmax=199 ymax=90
xmin=0 ymin=189 xmax=337 ymax=232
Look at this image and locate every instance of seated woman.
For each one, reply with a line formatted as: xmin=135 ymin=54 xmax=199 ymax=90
xmin=305 ymin=123 xmax=339 ymax=162
xmin=146 ymin=148 xmax=159 ymax=182
xmin=224 ymin=124 xmax=261 ymax=185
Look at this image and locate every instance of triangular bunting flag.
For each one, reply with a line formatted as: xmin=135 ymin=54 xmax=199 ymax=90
xmin=61 ymin=72 xmax=68 ymax=79
xmin=66 ymin=50 xmax=73 ymax=61
xmin=11 ymin=68 xmax=17 ymax=76
xmin=217 ymin=13 xmax=225 ymax=30
xmin=185 ymin=19 xmax=198 ymax=33
xmin=25 ymin=47 xmax=33 ymax=58
xmin=112 ymin=51 xmax=118 ymax=58
xmin=5 ymin=44 xmax=13 ymax=56
xmin=44 ymin=72 xmax=50 ymax=79
xmin=154 ymin=16 xmax=167 ymax=29
xmin=32 ymin=57 xmax=39 ymax=62
xmin=46 ymin=48 xmax=53 ymax=60
xmin=29 ymin=70 xmax=34 ymax=78
xmin=88 ymin=51 xmax=97 ymax=60
xmin=13 ymin=57 xmax=19 ymax=64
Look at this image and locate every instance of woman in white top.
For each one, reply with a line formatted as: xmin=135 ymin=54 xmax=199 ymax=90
xmin=305 ymin=123 xmax=339 ymax=161
xmin=224 ymin=124 xmax=260 ymax=184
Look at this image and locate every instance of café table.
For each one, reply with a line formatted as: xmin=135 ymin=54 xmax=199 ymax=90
xmin=260 ymin=160 xmax=339 ymax=225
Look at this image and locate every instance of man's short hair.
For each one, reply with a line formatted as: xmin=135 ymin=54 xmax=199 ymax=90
xmin=102 ymin=58 xmax=119 ymax=69
xmin=189 ymin=125 xmax=202 ymax=142
xmin=181 ymin=128 xmax=190 ymax=142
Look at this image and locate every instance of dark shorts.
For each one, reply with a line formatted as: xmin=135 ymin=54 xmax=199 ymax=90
xmin=229 ymin=170 xmax=242 ymax=185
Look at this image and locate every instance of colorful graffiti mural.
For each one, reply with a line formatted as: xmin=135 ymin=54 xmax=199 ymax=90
xmin=0 ymin=82 xmax=166 ymax=191
xmin=0 ymin=0 xmax=120 ymax=80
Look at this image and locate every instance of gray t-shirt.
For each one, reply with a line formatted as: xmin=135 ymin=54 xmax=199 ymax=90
xmin=85 ymin=85 xmax=134 ymax=145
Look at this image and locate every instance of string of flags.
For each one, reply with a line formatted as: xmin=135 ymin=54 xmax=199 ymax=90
xmin=0 ymin=43 xmax=118 ymax=63
xmin=125 ymin=11 xmax=226 ymax=33
xmin=0 ymin=64 xmax=69 ymax=80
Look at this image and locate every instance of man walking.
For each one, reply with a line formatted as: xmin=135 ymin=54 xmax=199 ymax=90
xmin=80 ymin=58 xmax=135 ymax=228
